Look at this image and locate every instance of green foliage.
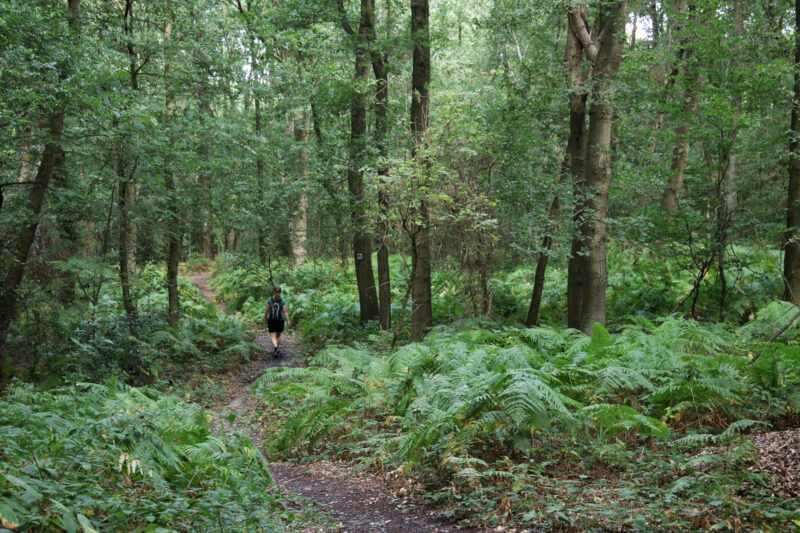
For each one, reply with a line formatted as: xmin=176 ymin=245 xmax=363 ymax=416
xmin=0 ymin=380 xmax=283 ymax=531
xmin=4 ymin=264 xmax=257 ymax=385
xmin=256 ymin=315 xmax=799 ymax=530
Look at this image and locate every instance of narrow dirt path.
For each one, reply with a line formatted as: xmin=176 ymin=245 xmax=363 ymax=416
xmin=187 ymin=274 xmax=486 ymax=533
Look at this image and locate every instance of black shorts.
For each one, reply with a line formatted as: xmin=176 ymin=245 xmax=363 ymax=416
xmin=267 ymin=319 xmax=284 ymax=333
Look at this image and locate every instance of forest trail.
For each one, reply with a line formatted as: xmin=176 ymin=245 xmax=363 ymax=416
xmin=187 ymin=274 xmax=488 ymax=533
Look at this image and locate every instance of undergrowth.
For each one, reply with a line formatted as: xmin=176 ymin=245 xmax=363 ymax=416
xmin=0 ymin=380 xmax=289 ymax=532
xmin=3 ymin=263 xmax=259 ymax=388
xmin=254 ymin=311 xmax=800 ymax=531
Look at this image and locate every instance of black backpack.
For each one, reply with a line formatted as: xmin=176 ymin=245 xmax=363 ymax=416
xmin=268 ymin=296 xmax=284 ymax=322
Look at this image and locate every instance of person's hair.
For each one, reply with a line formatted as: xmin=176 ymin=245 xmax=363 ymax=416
xmin=274 ymin=285 xmax=282 ymax=294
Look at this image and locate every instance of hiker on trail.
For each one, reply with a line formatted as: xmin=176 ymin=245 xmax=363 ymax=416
xmin=263 ymin=285 xmax=290 ymax=358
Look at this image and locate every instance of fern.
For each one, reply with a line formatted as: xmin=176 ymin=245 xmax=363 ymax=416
xmin=0 ymin=381 xmax=279 ymax=531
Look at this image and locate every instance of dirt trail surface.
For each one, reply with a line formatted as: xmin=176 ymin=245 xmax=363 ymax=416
xmin=187 ymin=274 xmax=487 ymax=533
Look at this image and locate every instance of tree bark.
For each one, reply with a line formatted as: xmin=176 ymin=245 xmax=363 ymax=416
xmin=0 ymin=114 xmax=67 ymax=349
xmin=255 ymin=96 xmax=268 ymax=265
xmin=526 ymin=194 xmax=560 ymax=327
xmin=198 ymin=100 xmax=214 ymax=259
xmin=117 ymin=155 xmax=138 ymax=338
xmin=340 ymin=0 xmax=380 ymax=321
xmin=716 ymin=0 xmax=744 ymax=314
xmin=292 ymin=115 xmax=310 ymax=265
xmin=370 ymin=0 xmax=392 ymax=331
xmin=661 ymin=3 xmax=698 ymax=212
xmin=0 ymin=0 xmax=81 ymax=352
xmin=577 ymin=0 xmax=627 ymax=335
xmin=164 ymin=8 xmax=180 ymax=327
xmin=116 ymin=0 xmax=140 ymax=338
xmin=410 ymin=0 xmax=432 ymax=341
xmin=565 ymin=6 xmax=590 ymax=330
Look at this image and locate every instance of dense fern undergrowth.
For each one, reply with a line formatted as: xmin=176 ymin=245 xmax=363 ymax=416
xmin=0 ymin=380 xmax=285 ymax=532
xmin=256 ymin=317 xmax=799 ymax=530
xmin=191 ymin=250 xmax=800 ymax=531
xmin=3 ymin=247 xmax=798 ymax=531
xmin=3 ymin=262 xmax=258 ymax=391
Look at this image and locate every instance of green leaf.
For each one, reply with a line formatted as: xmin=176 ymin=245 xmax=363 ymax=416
xmin=51 ymin=501 xmax=78 ymax=533
xmin=77 ymin=514 xmax=99 ymax=533
xmin=588 ymin=323 xmax=613 ymax=353
xmin=0 ymin=502 xmax=20 ymax=530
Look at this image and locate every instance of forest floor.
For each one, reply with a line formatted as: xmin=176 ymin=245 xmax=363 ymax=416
xmin=188 ymin=274 xmax=489 ymax=533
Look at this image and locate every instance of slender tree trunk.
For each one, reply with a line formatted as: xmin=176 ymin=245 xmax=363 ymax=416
xmin=786 ymin=12 xmax=800 ymax=305
xmin=565 ymin=6 xmax=589 ymax=330
xmin=117 ymin=155 xmax=138 ymax=338
xmin=370 ymin=0 xmax=392 ymax=330
xmin=661 ymin=3 xmax=698 ymax=212
xmin=342 ymin=0 xmax=380 ymax=322
xmin=717 ymin=0 xmax=744 ymax=314
xmin=117 ymin=0 xmax=140 ymax=338
xmin=198 ymin=100 xmax=214 ymax=259
xmin=0 ymin=114 xmax=67 ymax=349
xmin=255 ymin=96 xmax=268 ymax=265
xmin=0 ymin=0 xmax=81 ymax=353
xmin=526 ymin=194 xmax=560 ymax=327
xmin=410 ymin=0 xmax=432 ymax=341
xmin=292 ymin=115 xmax=310 ymax=265
xmin=127 ymin=182 xmax=137 ymax=276
xmin=577 ymin=0 xmax=627 ymax=335
xmin=164 ymin=9 xmax=180 ymax=327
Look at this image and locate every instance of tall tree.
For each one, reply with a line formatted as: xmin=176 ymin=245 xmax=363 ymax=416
xmin=339 ymin=0 xmax=380 ymax=322
xmin=292 ymin=114 xmax=310 ymax=265
xmin=567 ymin=0 xmax=627 ymax=335
xmin=565 ymin=5 xmax=591 ymax=330
xmin=117 ymin=0 xmax=142 ymax=339
xmin=370 ymin=0 xmax=392 ymax=331
xmin=409 ymin=0 xmax=432 ymax=340
xmin=786 ymin=0 xmax=800 ymax=304
xmin=0 ymin=0 xmax=81 ymax=351
xmin=164 ymin=2 xmax=180 ymax=327
xmin=660 ymin=2 xmax=699 ymax=212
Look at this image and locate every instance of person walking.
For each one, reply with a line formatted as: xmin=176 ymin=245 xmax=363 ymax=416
xmin=263 ymin=285 xmax=290 ymax=358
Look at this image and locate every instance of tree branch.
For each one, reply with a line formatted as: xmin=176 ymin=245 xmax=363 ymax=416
xmin=337 ymin=0 xmax=355 ymax=35
xmin=568 ymin=7 xmax=598 ymax=62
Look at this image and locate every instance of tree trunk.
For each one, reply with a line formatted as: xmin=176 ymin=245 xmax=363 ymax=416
xmin=0 ymin=114 xmax=67 ymax=349
xmin=565 ymin=6 xmax=589 ymax=330
xmin=117 ymin=159 xmax=138 ymax=339
xmin=526 ymin=195 xmax=560 ymax=327
xmin=164 ymin=9 xmax=180 ymax=327
xmin=342 ymin=0 xmax=380 ymax=322
xmin=717 ymin=0 xmax=744 ymax=313
xmin=661 ymin=3 xmax=698 ymax=212
xmin=255 ymin=96 xmax=268 ymax=265
xmin=409 ymin=0 xmax=432 ymax=341
xmin=117 ymin=0 xmax=140 ymax=338
xmin=292 ymin=115 xmax=310 ymax=265
xmin=577 ymin=0 xmax=627 ymax=335
xmin=370 ymin=0 xmax=392 ymax=331
xmin=198 ymin=100 xmax=214 ymax=260
xmin=126 ymin=181 xmax=137 ymax=276
xmin=786 ymin=0 xmax=800 ymax=305
xmin=0 ymin=0 xmax=80 ymax=353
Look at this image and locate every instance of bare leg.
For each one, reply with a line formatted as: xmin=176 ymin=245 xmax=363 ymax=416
xmin=269 ymin=332 xmax=279 ymax=348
